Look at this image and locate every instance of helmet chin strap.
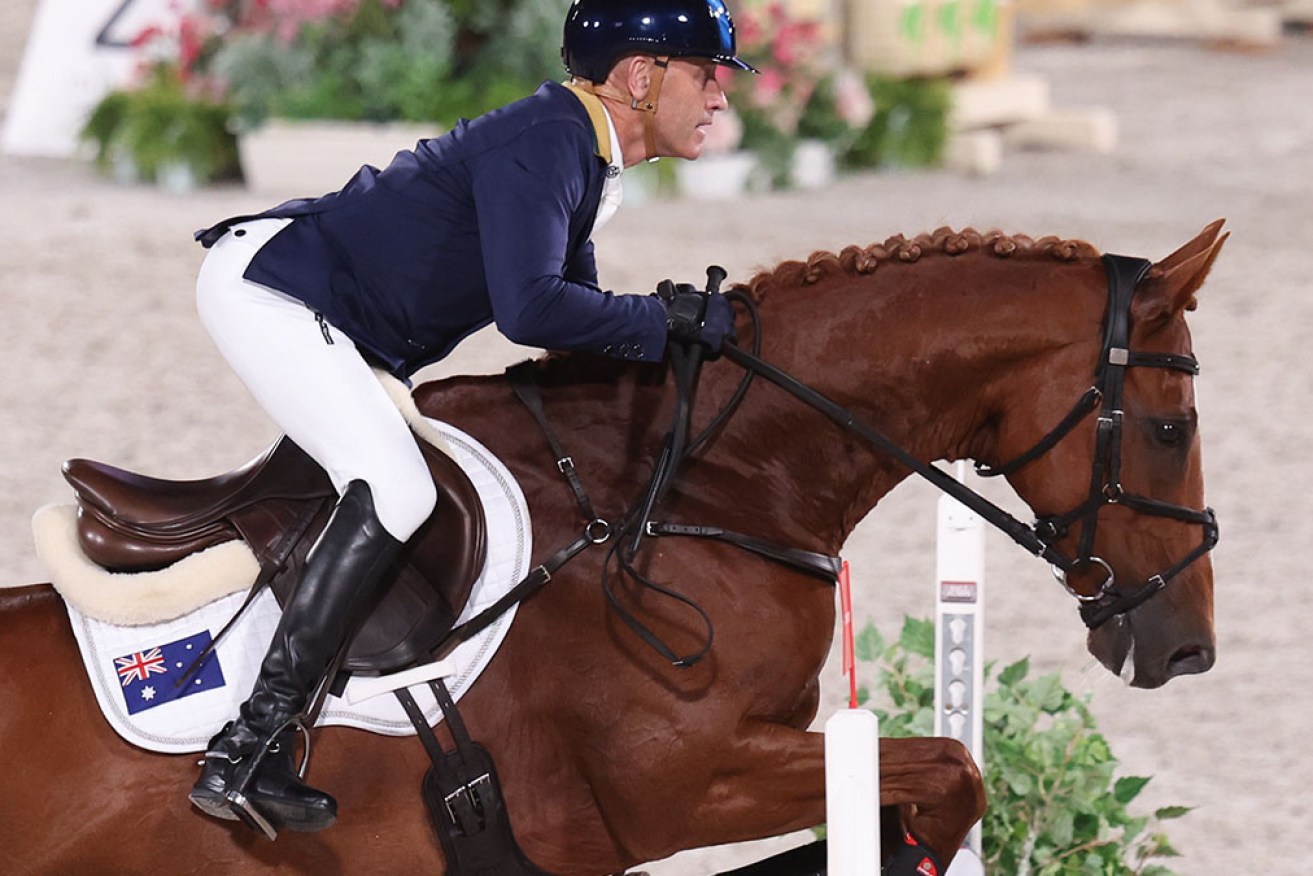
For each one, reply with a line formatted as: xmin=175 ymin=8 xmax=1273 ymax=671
xmin=571 ymin=56 xmax=670 ymax=159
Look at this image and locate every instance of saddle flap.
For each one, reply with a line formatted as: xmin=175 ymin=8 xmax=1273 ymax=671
xmin=268 ymin=439 xmax=488 ymax=674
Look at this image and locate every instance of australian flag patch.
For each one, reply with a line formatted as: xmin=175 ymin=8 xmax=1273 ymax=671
xmin=113 ymin=630 xmax=226 ymax=715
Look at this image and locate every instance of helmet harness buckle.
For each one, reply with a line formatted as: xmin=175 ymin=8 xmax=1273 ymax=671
xmin=570 ymin=55 xmax=670 ymax=160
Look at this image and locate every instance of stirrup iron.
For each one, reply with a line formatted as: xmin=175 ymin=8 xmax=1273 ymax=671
xmin=221 ymin=717 xmax=313 ymax=840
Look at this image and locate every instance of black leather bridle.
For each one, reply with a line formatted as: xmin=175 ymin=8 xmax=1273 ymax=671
xmin=970 ymin=255 xmax=1219 ymax=628
xmin=711 ymin=254 xmax=1218 ymax=632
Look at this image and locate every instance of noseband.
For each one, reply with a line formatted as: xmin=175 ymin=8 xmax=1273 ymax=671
xmin=718 ymin=254 xmax=1218 ymax=631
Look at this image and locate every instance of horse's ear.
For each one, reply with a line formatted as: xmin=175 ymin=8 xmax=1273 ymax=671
xmin=1156 ymin=218 xmax=1226 ymax=273
xmin=1137 ymin=223 xmax=1228 ymax=321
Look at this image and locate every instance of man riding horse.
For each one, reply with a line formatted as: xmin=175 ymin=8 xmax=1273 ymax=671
xmin=188 ymin=0 xmax=749 ymax=835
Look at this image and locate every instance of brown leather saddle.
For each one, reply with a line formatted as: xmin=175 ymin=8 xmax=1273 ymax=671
xmin=63 ymin=434 xmax=488 ymax=673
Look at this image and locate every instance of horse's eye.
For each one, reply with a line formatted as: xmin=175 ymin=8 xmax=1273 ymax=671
xmin=1155 ymin=421 xmax=1184 ymax=447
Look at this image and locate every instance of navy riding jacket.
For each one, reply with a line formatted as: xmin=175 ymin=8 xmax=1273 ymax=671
xmin=196 ymin=81 xmax=668 ymax=378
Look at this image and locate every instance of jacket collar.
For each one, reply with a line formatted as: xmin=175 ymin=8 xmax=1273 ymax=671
xmin=563 ymin=81 xmax=614 ymax=166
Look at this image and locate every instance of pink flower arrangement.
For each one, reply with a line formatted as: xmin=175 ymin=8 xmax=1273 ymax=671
xmin=721 ymin=1 xmax=827 ymax=135
xmin=126 ymin=0 xmax=229 ymax=97
xmin=123 ymin=0 xmax=409 ymax=94
xmin=700 ymin=105 xmax=744 ymax=153
xmin=245 ymin=0 xmax=404 ymax=42
xmin=832 ymin=68 xmax=875 ymax=130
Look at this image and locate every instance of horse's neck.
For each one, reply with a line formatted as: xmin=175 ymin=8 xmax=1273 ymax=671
xmin=698 ymin=257 xmax=1098 ymax=553
xmin=466 ymin=255 xmax=1099 ymax=557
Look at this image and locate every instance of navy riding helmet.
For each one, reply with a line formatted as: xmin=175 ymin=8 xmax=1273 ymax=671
xmin=562 ymin=0 xmax=758 ymax=84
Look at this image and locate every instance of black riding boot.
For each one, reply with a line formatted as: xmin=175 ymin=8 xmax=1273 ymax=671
xmin=189 ymin=480 xmax=403 ymax=835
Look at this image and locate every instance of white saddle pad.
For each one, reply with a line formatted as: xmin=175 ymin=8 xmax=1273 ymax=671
xmin=64 ymin=420 xmax=531 ymax=754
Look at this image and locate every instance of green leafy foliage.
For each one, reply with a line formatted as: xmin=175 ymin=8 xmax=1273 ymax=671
xmin=841 ymin=76 xmax=950 ymax=170
xmin=796 ymin=76 xmax=854 ymax=147
xmin=80 ymin=63 xmax=240 ymax=184
xmin=736 ymin=105 xmax=797 ymax=190
xmin=859 ymin=618 xmax=1191 ymax=874
xmin=214 ymin=0 xmax=565 ymax=128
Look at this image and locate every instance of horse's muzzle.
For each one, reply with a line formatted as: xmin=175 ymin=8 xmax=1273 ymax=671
xmin=1088 ymin=615 xmax=1215 ymax=689
xmin=1164 ymin=642 xmax=1215 ymax=680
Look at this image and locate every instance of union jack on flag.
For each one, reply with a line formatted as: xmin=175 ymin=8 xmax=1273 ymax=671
xmin=112 ymin=631 xmax=226 ymax=715
xmin=115 ymin=648 xmax=168 ymax=686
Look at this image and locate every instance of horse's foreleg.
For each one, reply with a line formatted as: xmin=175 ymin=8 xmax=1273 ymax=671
xmin=877 ymin=735 xmax=987 ymax=861
xmin=624 ymin=723 xmax=983 ymax=868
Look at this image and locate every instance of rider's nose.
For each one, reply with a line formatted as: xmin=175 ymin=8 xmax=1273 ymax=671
xmin=709 ymin=84 xmax=728 ymax=112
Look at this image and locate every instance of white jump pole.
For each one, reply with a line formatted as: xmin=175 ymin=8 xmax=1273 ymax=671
xmin=825 ymin=710 xmax=880 ymax=873
xmin=825 ymin=561 xmax=881 ymax=874
xmin=934 ymin=462 xmax=987 ymax=871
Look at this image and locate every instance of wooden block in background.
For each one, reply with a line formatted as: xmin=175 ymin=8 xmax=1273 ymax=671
xmin=1017 ymin=0 xmax=1284 ymax=46
xmin=949 ymin=74 xmax=1052 ymax=131
xmin=1002 ymin=107 xmax=1119 ymax=153
xmin=944 ymin=129 xmax=1005 ymax=175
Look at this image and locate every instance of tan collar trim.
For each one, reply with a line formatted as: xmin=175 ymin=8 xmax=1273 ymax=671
xmin=563 ymin=81 xmax=613 ymax=166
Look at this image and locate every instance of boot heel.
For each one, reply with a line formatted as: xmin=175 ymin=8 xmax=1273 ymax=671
xmin=227 ymin=789 xmax=280 ymax=840
xmin=188 ymin=787 xmax=240 ymax=822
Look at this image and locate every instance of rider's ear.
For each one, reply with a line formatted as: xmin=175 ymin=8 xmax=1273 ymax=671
xmin=624 ymin=56 xmax=652 ymax=101
xmin=1141 ymin=229 xmax=1228 ymax=320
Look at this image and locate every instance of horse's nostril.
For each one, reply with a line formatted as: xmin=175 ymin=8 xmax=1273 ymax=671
xmin=1167 ymin=644 xmax=1215 ymax=677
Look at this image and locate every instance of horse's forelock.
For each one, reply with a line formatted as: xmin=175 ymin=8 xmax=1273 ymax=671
xmin=732 ymin=228 xmax=1100 ymax=303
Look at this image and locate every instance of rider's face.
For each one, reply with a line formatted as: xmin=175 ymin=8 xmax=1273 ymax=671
xmin=654 ymin=58 xmax=729 ymax=161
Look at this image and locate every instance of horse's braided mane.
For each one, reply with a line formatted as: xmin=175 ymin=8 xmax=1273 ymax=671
xmin=525 ymin=228 xmax=1100 ymax=385
xmin=731 ymin=227 xmax=1101 ymax=302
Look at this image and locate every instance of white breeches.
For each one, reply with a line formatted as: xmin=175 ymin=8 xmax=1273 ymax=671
xmin=195 ymin=218 xmax=437 ymax=542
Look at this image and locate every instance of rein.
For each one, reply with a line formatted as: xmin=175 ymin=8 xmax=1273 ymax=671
xmin=601 ymin=278 xmax=843 ymax=666
xmin=479 ymin=276 xmax=843 ymax=669
xmin=463 ymin=252 xmax=1219 ymax=671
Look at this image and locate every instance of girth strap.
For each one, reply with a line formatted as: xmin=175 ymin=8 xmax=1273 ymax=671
xmin=395 ymin=680 xmax=471 ymax=764
xmin=397 ymin=680 xmax=554 ymax=876
xmin=422 ymin=362 xmax=613 ymax=663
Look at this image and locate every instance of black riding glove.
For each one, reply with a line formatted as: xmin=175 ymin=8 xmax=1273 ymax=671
xmin=660 ymin=282 xmax=735 ymax=356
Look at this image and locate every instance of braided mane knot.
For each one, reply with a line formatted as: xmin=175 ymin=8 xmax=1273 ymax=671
xmin=736 ymin=227 xmax=1100 ymax=302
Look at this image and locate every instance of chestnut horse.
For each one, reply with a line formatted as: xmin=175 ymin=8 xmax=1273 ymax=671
xmin=1 ymin=222 xmax=1225 ymax=875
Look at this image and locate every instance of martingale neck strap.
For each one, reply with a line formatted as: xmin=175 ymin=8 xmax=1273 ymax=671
xmin=423 ymin=363 xmax=613 ymax=663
